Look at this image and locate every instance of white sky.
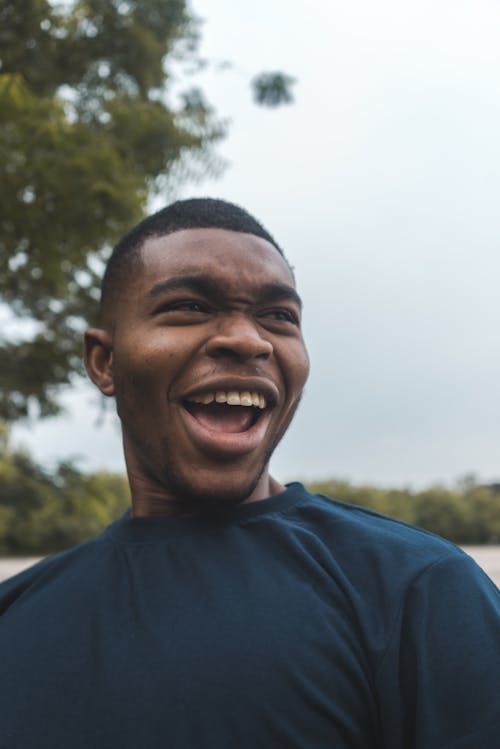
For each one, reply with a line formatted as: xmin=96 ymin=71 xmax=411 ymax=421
xmin=13 ymin=0 xmax=500 ymax=488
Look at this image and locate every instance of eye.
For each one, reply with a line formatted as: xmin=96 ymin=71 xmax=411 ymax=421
xmin=152 ymin=299 xmax=212 ymax=323
xmin=169 ymin=301 xmax=208 ymax=313
xmin=154 ymin=299 xmax=209 ymax=313
xmin=260 ymin=308 xmax=299 ymax=325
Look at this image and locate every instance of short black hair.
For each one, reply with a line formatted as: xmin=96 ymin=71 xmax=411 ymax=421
xmin=100 ymin=197 xmax=287 ymax=321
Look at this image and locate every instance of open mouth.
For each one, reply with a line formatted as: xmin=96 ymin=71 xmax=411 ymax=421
xmin=183 ymin=390 xmax=267 ymax=434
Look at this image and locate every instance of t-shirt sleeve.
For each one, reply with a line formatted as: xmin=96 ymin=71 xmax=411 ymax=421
xmin=375 ymin=551 xmax=500 ymax=749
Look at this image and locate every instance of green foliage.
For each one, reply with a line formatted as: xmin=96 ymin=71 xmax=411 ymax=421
xmin=0 ymin=0 xmax=294 ymax=422
xmin=0 ymin=424 xmax=130 ymax=554
xmin=306 ymin=477 xmax=500 ymax=545
xmin=251 ymin=72 xmax=296 ymax=106
xmin=1 ymin=425 xmax=499 ymax=555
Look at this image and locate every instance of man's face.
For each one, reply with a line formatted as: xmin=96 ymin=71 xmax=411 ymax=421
xmin=102 ymin=228 xmax=309 ymax=508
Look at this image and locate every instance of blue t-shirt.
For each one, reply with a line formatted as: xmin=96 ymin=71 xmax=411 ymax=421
xmin=1 ymin=483 xmax=499 ymax=747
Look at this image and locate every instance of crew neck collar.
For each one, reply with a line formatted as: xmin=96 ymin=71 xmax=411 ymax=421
xmin=106 ymin=482 xmax=307 ymax=543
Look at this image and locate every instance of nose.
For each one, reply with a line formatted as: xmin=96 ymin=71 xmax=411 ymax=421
xmin=205 ymin=313 xmax=273 ymax=361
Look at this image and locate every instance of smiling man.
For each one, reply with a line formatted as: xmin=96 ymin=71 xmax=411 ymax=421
xmin=1 ymin=199 xmax=499 ymax=748
xmin=90 ymin=213 xmax=309 ymax=515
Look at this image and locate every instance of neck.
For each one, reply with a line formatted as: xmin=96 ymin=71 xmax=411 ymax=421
xmin=123 ymin=441 xmax=285 ymax=518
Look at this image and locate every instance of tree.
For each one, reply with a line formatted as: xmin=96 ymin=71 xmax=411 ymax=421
xmin=0 ymin=0 xmax=295 ymax=421
xmin=0 ymin=422 xmax=130 ymax=554
xmin=306 ymin=477 xmax=500 ymax=544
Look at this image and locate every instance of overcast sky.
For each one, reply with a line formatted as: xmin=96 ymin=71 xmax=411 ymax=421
xmin=14 ymin=0 xmax=500 ymax=488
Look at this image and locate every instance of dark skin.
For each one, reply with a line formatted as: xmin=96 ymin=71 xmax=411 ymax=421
xmin=85 ymin=228 xmax=310 ymax=517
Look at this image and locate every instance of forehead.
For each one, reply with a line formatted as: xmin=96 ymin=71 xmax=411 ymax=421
xmin=135 ymin=228 xmax=295 ymax=292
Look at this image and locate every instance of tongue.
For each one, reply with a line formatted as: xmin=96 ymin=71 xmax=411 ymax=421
xmin=185 ymin=402 xmax=256 ymax=433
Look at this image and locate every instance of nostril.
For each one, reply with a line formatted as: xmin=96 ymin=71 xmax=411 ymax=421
xmin=215 ymin=346 xmax=240 ymax=358
xmin=211 ymin=345 xmax=271 ymax=361
xmin=207 ymin=334 xmax=273 ymax=361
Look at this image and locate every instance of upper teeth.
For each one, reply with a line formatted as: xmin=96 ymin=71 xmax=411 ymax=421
xmin=188 ymin=390 xmax=266 ymax=409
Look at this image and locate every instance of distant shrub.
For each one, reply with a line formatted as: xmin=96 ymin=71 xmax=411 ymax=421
xmin=0 ymin=426 xmax=130 ymax=555
xmin=306 ymin=478 xmax=500 ymax=544
xmin=1 ymin=420 xmax=499 ymax=553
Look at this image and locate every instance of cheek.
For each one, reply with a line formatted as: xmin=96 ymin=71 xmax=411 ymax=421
xmin=112 ymin=334 xmax=191 ymax=416
xmin=292 ymin=343 xmax=310 ymax=388
xmin=115 ymin=335 xmax=180 ymax=378
xmin=280 ymin=343 xmax=310 ymax=401
xmin=112 ymin=351 xmax=161 ymax=409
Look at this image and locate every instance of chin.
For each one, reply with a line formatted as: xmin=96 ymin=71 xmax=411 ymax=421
xmin=162 ymin=458 xmax=270 ymax=511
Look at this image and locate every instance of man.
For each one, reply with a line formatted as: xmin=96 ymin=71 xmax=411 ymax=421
xmin=1 ymin=198 xmax=499 ymax=748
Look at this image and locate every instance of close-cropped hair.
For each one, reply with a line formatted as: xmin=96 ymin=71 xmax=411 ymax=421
xmin=100 ymin=197 xmax=288 ymax=321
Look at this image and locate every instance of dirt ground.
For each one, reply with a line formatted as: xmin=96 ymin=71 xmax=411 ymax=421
xmin=1 ymin=546 xmax=500 ymax=586
xmin=461 ymin=546 xmax=500 ymax=586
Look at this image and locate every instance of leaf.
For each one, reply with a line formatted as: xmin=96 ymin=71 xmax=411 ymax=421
xmin=251 ymin=72 xmax=296 ymax=107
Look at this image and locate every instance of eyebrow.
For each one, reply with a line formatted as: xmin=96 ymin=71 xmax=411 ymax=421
xmin=148 ymin=274 xmax=302 ymax=309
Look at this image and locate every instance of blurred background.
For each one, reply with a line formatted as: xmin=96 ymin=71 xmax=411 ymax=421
xmin=1 ymin=0 xmax=499 ymax=555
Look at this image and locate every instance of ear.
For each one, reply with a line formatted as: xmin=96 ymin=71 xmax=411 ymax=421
xmin=84 ymin=328 xmax=115 ymax=396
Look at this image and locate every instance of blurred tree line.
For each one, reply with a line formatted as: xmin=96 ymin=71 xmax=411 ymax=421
xmin=308 ymin=478 xmax=500 ymax=546
xmin=1 ymin=422 xmax=499 ymax=554
xmin=0 ymin=424 xmax=130 ymax=554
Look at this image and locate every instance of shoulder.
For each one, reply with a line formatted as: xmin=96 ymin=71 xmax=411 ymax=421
xmin=276 ymin=484 xmax=499 ymax=609
xmin=0 ymin=531 xmax=114 ymax=616
xmin=283 ymin=483 xmax=465 ymax=570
